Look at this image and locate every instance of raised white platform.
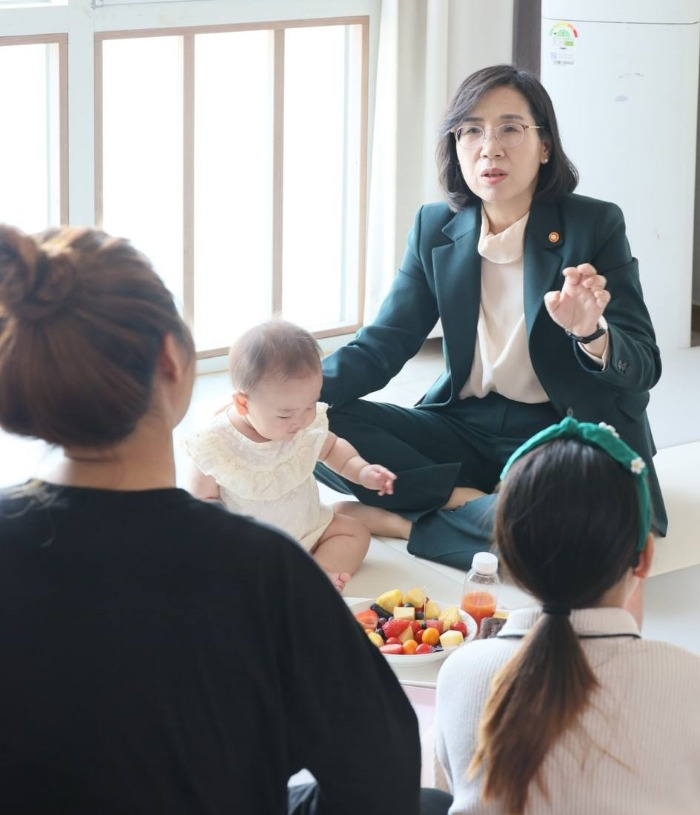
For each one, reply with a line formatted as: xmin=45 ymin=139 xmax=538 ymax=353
xmin=649 ymin=441 xmax=700 ymax=576
xmin=346 ymin=438 xmax=700 ymax=594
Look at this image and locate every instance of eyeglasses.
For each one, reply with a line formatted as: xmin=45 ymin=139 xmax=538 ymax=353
xmin=452 ymin=122 xmax=543 ymax=150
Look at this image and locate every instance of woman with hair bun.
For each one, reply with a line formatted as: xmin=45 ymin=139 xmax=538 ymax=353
xmin=433 ymin=418 xmax=700 ymax=815
xmin=0 ymin=224 xmax=429 ymax=815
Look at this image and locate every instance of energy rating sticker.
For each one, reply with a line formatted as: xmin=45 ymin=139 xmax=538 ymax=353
xmin=547 ymin=20 xmax=578 ymax=67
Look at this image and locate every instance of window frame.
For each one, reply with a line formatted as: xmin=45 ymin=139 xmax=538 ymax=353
xmin=0 ymin=0 xmax=379 ymax=360
xmin=0 ymin=32 xmax=68 ymax=226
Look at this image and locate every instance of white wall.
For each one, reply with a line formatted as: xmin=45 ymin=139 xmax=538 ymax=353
xmin=542 ymin=0 xmax=700 ymax=349
xmin=391 ymin=1 xmax=514 ymax=276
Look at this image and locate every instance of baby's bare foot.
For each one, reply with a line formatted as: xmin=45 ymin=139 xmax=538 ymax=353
xmin=327 ymin=571 xmax=352 ymax=592
xmin=334 ymin=501 xmax=411 ymax=539
xmin=443 ymin=486 xmax=487 ymax=510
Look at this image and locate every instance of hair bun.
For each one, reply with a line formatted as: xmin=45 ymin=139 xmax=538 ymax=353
xmin=0 ymin=224 xmax=78 ymax=322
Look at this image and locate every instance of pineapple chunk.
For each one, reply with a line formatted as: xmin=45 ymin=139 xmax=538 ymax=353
xmin=398 ymin=626 xmax=416 ymax=644
xmin=439 ymin=629 xmax=464 ymax=649
xmin=375 ymin=589 xmax=403 ymax=615
xmin=438 ymin=605 xmax=462 ymax=628
xmin=367 ymin=631 xmax=384 ymax=647
xmin=393 ymin=605 xmax=416 ymax=620
xmin=423 ymin=600 xmax=441 ymax=619
xmin=402 ymin=587 xmax=427 ymax=608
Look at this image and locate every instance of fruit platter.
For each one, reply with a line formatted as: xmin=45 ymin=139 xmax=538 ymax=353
xmin=346 ymin=587 xmax=477 ymax=666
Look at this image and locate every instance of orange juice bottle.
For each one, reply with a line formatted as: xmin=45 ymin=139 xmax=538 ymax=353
xmin=461 ymin=552 xmax=500 ymax=632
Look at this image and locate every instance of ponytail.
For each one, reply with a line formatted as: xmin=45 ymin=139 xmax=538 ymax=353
xmin=469 ymin=615 xmax=598 ymax=814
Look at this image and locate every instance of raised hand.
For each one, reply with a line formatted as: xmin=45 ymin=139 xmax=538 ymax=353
xmin=544 ymin=263 xmax=610 ymax=337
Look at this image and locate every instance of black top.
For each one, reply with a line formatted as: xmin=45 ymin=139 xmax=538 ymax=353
xmin=0 ymin=483 xmax=421 ymax=814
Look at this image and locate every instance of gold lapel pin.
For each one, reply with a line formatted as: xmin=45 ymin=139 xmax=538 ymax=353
xmin=548 ymin=231 xmax=560 ymax=243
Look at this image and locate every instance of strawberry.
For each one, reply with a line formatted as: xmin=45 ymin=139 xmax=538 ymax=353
xmin=379 ymin=644 xmax=403 ymax=655
xmin=382 ymin=618 xmax=411 ymax=639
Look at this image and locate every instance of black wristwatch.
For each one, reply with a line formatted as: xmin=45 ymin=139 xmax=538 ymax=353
xmin=565 ymin=317 xmax=608 ymax=344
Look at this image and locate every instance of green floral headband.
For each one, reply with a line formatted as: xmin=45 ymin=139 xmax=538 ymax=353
xmin=500 ymin=417 xmax=651 ymax=551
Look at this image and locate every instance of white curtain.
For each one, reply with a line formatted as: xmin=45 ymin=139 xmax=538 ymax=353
xmin=364 ymin=0 xmax=515 ymax=323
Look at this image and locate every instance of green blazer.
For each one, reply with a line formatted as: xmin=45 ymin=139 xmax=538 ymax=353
xmin=322 ymin=194 xmax=667 ymax=534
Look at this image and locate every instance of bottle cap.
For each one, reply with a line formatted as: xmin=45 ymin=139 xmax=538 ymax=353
xmin=471 ymin=551 xmax=498 ymax=575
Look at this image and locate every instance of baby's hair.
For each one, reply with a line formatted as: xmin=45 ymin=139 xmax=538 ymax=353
xmin=0 ymin=223 xmax=194 ymax=448
xmin=470 ymin=437 xmax=641 ymax=814
xmin=228 ymin=320 xmax=322 ymax=393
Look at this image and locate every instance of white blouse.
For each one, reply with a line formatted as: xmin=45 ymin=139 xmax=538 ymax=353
xmin=460 ymin=210 xmax=549 ymax=403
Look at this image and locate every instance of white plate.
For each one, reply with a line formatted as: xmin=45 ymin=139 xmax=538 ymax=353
xmin=346 ymin=597 xmax=477 ymax=666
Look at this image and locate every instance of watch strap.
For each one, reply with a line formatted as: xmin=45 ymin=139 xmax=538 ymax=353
xmin=564 ymin=323 xmax=607 ymax=343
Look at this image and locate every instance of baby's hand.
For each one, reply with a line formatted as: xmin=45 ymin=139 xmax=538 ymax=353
xmin=359 ymin=465 xmax=396 ymax=496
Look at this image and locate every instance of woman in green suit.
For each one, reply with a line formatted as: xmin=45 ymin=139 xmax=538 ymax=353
xmin=316 ymin=64 xmax=665 ymax=570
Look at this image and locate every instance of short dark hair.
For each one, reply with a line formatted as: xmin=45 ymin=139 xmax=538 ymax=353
xmin=436 ymin=64 xmax=578 ymax=211
xmin=0 ymin=224 xmax=194 ymax=447
xmin=228 ymin=320 xmax=322 ymax=394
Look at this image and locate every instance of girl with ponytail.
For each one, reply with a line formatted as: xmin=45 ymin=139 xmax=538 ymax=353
xmin=434 ymin=417 xmax=700 ymax=814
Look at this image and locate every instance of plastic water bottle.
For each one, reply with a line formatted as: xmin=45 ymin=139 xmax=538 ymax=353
xmin=461 ymin=552 xmax=500 ymax=632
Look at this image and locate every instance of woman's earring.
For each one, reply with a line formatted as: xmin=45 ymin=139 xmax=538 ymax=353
xmin=542 ymin=158 xmax=549 ymax=164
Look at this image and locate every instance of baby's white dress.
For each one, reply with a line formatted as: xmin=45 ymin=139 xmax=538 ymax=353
xmin=184 ymin=402 xmax=334 ymax=550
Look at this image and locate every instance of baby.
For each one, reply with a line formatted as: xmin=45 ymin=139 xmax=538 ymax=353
xmin=184 ymin=320 xmax=397 ymax=591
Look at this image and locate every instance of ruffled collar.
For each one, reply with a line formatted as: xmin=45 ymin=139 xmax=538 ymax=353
xmin=478 ymin=208 xmax=530 ymax=264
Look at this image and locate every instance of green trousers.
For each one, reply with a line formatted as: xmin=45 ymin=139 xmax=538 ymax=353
xmin=315 ymin=391 xmax=559 ymax=571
